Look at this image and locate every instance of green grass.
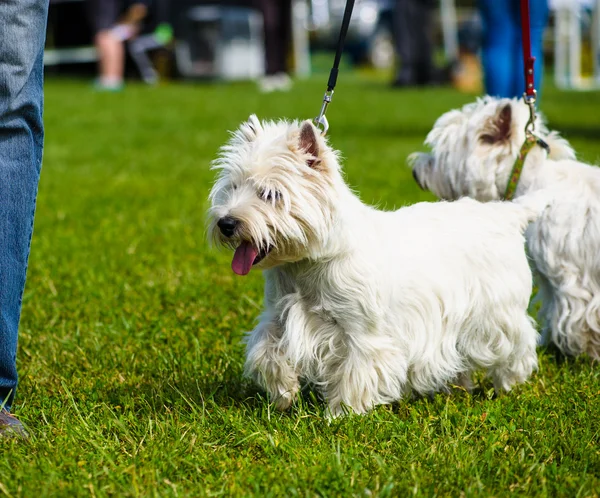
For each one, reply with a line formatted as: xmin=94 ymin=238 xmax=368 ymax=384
xmin=1 ymin=72 xmax=600 ymax=497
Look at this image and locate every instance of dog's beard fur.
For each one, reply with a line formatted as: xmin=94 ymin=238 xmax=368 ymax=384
xmin=410 ymin=96 xmax=600 ymax=359
xmin=209 ymin=115 xmax=541 ymax=416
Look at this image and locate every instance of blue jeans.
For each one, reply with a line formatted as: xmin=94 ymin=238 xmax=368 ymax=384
xmin=479 ymin=0 xmax=549 ymax=99
xmin=0 ymin=0 xmax=49 ymax=411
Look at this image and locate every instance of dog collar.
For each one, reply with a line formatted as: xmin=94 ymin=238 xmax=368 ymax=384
xmin=504 ymin=135 xmax=550 ymax=200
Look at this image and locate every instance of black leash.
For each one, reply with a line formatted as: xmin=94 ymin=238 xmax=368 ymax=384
xmin=314 ymin=0 xmax=356 ymax=135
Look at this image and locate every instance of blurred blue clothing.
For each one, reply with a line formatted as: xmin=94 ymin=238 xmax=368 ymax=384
xmin=479 ymin=0 xmax=549 ymax=99
xmin=0 ymin=0 xmax=48 ymax=411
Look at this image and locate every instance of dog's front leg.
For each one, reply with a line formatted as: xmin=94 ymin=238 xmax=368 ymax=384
xmin=324 ymin=353 xmax=378 ymax=417
xmin=322 ymin=335 xmax=398 ymax=417
xmin=244 ymin=316 xmax=299 ymax=411
xmin=319 ymin=322 xmax=408 ymax=417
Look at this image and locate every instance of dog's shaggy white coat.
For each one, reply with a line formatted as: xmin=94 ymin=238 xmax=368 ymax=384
xmin=411 ymin=96 xmax=600 ymax=359
xmin=209 ymin=115 xmax=542 ymax=415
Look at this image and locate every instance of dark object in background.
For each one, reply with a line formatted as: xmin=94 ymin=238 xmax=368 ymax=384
xmin=171 ymin=0 xmax=291 ymax=80
xmin=85 ymin=0 xmax=148 ymax=34
xmin=308 ymin=0 xmax=395 ymax=69
xmin=45 ymin=1 xmax=96 ymax=75
xmin=391 ymin=0 xmax=437 ymax=86
xmin=458 ymin=14 xmax=482 ymax=55
xmin=451 ymin=14 xmax=484 ymax=93
xmin=174 ymin=4 xmax=265 ymax=79
xmin=47 ymin=0 xmax=92 ymax=48
xmin=254 ymin=0 xmax=292 ymax=76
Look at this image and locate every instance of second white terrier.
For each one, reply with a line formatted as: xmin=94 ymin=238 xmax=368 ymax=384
xmin=209 ymin=115 xmax=542 ymax=416
xmin=411 ymin=96 xmax=600 ymax=359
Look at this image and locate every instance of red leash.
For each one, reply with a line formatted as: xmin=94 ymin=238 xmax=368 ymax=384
xmin=519 ymin=0 xmax=538 ymax=133
xmin=520 ymin=0 xmax=536 ymax=100
xmin=504 ymin=0 xmax=550 ymax=200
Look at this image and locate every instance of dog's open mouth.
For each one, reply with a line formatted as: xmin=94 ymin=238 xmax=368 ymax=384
xmin=231 ymin=241 xmax=271 ymax=276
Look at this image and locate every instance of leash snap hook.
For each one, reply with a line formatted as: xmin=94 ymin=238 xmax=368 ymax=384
xmin=314 ymin=90 xmax=333 ymax=136
xmin=523 ymin=89 xmax=537 ymax=137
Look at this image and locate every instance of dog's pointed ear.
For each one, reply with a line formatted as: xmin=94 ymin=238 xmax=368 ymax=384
xmin=239 ymin=114 xmax=262 ymax=141
xmin=481 ymin=103 xmax=512 ymax=144
xmin=298 ymin=121 xmax=321 ymax=169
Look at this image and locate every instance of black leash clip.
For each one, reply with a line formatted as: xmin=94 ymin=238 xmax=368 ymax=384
xmin=314 ymin=90 xmax=333 ymax=135
xmin=312 ymin=0 xmax=355 ymax=136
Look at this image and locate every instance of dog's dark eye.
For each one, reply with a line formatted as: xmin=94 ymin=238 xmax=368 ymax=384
xmin=232 ymin=184 xmax=238 ymax=190
xmin=260 ymin=189 xmax=282 ymax=202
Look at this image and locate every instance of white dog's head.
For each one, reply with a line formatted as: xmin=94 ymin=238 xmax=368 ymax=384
xmin=208 ymin=115 xmax=342 ymax=275
xmin=409 ymin=96 xmax=575 ymax=201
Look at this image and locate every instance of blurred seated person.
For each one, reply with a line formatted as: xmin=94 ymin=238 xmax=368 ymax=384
xmin=86 ymin=0 xmax=151 ymax=91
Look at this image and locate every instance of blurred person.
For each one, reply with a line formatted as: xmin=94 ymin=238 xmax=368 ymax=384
xmin=254 ymin=0 xmax=293 ymax=92
xmin=0 ymin=0 xmax=49 ymax=437
xmin=391 ymin=0 xmax=438 ymax=87
xmin=451 ymin=15 xmax=483 ymax=94
xmin=87 ymin=0 xmax=151 ymax=91
xmin=479 ymin=0 xmax=549 ymax=98
xmin=128 ymin=22 xmax=173 ymax=85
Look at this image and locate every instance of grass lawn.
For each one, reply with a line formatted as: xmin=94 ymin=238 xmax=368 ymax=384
xmin=1 ymin=72 xmax=599 ymax=496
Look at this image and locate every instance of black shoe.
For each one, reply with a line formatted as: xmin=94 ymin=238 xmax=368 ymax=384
xmin=392 ymin=64 xmax=446 ymax=88
xmin=414 ymin=63 xmax=453 ymax=87
xmin=0 ymin=409 xmax=28 ymax=438
xmin=391 ymin=67 xmax=417 ymax=88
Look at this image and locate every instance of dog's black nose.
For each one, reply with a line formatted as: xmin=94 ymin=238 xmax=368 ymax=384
xmin=217 ymin=216 xmax=238 ymax=237
xmin=412 ymin=169 xmax=424 ymax=190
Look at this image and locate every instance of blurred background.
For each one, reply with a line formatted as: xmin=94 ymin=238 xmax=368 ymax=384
xmin=45 ymin=0 xmax=600 ymax=93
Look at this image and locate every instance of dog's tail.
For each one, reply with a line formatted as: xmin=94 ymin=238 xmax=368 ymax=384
xmin=505 ymin=189 xmax=555 ymax=231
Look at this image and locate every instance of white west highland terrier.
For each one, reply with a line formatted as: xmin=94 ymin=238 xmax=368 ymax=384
xmin=208 ymin=115 xmax=543 ymax=416
xmin=411 ymin=96 xmax=600 ymax=359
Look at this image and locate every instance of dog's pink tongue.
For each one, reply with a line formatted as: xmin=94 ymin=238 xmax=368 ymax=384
xmin=232 ymin=242 xmax=259 ymax=276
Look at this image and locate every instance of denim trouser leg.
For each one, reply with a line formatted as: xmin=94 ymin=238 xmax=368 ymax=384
xmin=479 ymin=0 xmax=549 ymax=99
xmin=0 ymin=0 xmax=49 ymax=411
xmin=479 ymin=0 xmax=519 ymax=98
xmin=511 ymin=0 xmax=549 ymax=99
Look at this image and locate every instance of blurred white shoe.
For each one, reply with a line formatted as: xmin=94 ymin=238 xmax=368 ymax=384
xmin=259 ymin=73 xmax=292 ymax=93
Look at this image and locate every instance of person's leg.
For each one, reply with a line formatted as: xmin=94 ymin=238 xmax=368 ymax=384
xmin=275 ymin=0 xmax=292 ymax=75
xmin=256 ymin=0 xmax=292 ymax=91
xmin=0 ymin=0 xmax=48 ymax=416
xmin=87 ymin=0 xmax=125 ymax=89
xmin=412 ymin=0 xmax=435 ymax=85
xmin=511 ymin=0 xmax=549 ymax=99
xmin=95 ymin=31 xmax=125 ymax=85
xmin=392 ymin=0 xmax=415 ymax=85
xmin=479 ymin=0 xmax=518 ymax=97
xmin=393 ymin=0 xmax=435 ymax=86
xmin=256 ymin=0 xmax=280 ymax=76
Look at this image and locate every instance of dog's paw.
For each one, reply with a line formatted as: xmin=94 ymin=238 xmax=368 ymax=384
xmin=325 ymin=402 xmax=365 ymax=419
xmin=273 ymin=387 xmax=298 ymax=411
xmin=324 ymin=405 xmax=344 ymax=420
